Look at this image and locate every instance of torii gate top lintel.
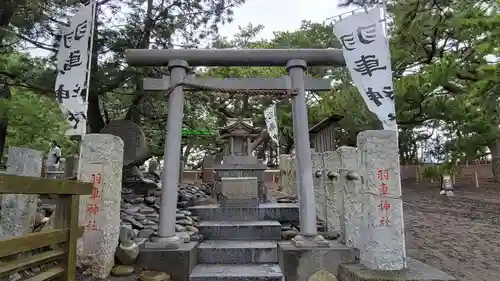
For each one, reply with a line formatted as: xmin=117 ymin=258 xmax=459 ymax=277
xmin=125 ymin=48 xmax=346 ymax=67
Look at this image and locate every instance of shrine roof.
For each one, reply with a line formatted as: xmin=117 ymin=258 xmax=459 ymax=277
xmin=219 ymin=118 xmax=261 ymax=135
xmin=309 ymin=114 xmax=344 ymax=135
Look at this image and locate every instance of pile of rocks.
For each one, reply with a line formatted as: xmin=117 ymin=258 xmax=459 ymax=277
xmin=120 ymin=183 xmax=213 ymax=244
xmin=275 ymin=195 xmax=338 ymax=241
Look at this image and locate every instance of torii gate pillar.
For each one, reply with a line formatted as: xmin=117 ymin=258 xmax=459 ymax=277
xmin=126 ymin=48 xmax=345 ymax=248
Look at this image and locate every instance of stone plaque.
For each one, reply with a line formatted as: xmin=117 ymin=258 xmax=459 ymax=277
xmin=221 ymin=177 xmax=258 ymax=200
xmin=100 ymin=120 xmax=150 ymax=166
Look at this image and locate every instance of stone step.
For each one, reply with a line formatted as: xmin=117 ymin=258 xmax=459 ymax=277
xmin=198 ymin=240 xmax=277 ymax=264
xmin=189 ymin=203 xmax=298 ymax=222
xmin=198 ymin=221 xmax=282 ymax=240
xmin=189 ymin=264 xmax=284 ymax=281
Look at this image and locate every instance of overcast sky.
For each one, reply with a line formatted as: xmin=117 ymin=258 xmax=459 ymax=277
xmin=219 ymin=0 xmax=351 ymax=39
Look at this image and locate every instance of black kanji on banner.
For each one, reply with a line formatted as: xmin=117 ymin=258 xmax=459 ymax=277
xmin=339 ymin=23 xmax=378 ymax=51
xmin=353 ymin=55 xmax=387 ymax=76
xmin=62 ymin=20 xmax=88 ymax=48
xmin=365 ymin=87 xmax=385 ymax=106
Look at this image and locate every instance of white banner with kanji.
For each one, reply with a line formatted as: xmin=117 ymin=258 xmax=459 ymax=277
xmin=333 ymin=7 xmax=397 ymax=130
xmin=54 ymin=1 xmax=95 ymax=135
xmin=264 ymin=104 xmax=279 ymax=146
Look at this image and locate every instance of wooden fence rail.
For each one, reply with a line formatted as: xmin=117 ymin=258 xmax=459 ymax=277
xmin=0 ymin=175 xmax=92 ymax=281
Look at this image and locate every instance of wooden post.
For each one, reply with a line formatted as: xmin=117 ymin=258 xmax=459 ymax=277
xmin=55 ymin=195 xmax=80 ymax=281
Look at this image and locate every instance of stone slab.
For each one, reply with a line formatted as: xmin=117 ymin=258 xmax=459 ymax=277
xmin=322 ymin=151 xmax=341 ymax=235
xmin=137 ymin=242 xmax=198 ymax=281
xmin=357 ymin=130 xmax=406 ymax=270
xmin=278 ymin=241 xmax=357 ymax=281
xmin=198 ymin=240 xmax=277 ymax=264
xmin=100 ymin=120 xmax=150 ymax=166
xmin=198 ymin=221 xmax=281 ymax=240
xmin=189 ymin=264 xmax=283 ymax=281
xmin=0 ymin=147 xmax=42 ymax=238
xmin=76 ymin=134 xmax=124 ymax=279
xmin=189 ymin=203 xmax=299 ymax=222
xmin=221 ymin=177 xmax=258 ymax=200
xmin=222 ymin=155 xmax=259 ymax=165
xmin=214 ymin=164 xmax=266 ymax=170
xmin=337 ymin=257 xmax=457 ymax=281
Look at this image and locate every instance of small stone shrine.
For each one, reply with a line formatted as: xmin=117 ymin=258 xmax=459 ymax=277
xmin=214 ymin=117 xmax=267 ymax=206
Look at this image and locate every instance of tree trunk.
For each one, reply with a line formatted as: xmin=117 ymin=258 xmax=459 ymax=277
xmin=0 ymin=85 xmax=11 ymax=164
xmin=0 ymin=1 xmax=16 ymax=46
xmin=488 ymin=139 xmax=500 ymax=183
xmin=87 ymin=4 xmax=105 ymax=133
xmin=123 ymin=0 xmax=153 ymax=124
xmin=124 ymin=82 xmax=144 ymax=124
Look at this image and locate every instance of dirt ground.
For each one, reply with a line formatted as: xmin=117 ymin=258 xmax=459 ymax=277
xmin=403 ymin=180 xmax=500 ymax=281
xmin=76 ymin=181 xmax=500 ymax=281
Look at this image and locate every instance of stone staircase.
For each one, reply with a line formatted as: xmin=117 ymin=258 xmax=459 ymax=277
xmin=188 ymin=205 xmax=287 ymax=281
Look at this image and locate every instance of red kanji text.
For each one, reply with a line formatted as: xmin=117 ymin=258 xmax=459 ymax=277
xmin=87 ymin=203 xmax=100 ymax=215
xmin=377 ymin=168 xmax=389 ymax=181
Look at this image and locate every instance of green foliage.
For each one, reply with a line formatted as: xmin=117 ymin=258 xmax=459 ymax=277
xmin=0 ymin=0 xmax=499 ymax=178
xmin=421 ymin=164 xmax=459 ymax=182
xmin=0 ymin=88 xmax=77 ymax=157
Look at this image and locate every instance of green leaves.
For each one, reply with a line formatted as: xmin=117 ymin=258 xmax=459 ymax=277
xmin=2 ymin=88 xmax=77 ymax=159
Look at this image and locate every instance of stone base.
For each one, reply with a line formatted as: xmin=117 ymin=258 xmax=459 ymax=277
xmin=137 ymin=242 xmax=198 ymax=281
xmin=278 ymin=241 xmax=357 ymax=281
xmin=337 ymin=258 xmax=457 ymax=281
xmin=219 ymin=198 xmax=261 ymax=207
xmin=291 ymin=234 xmax=331 ymax=248
xmin=189 ymin=203 xmax=299 ymax=222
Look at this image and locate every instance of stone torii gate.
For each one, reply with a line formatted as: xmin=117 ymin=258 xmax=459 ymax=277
xmin=125 ymin=48 xmax=345 ymax=248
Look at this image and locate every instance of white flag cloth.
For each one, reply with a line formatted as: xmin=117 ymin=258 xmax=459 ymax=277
xmin=333 ymin=7 xmax=397 ymax=130
xmin=54 ymin=2 xmax=95 ymax=136
xmin=264 ymin=105 xmax=279 ymax=145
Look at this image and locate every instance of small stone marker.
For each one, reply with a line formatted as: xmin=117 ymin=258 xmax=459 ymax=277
xmin=77 ymin=134 xmax=124 ymax=279
xmin=357 ymin=130 xmax=406 ymax=270
xmin=0 ymin=147 xmax=42 ymax=237
xmin=442 ymin=174 xmax=454 ymax=196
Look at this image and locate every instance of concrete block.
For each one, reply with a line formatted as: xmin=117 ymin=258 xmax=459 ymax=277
xmin=198 ymin=241 xmax=277 ymax=264
xmin=190 ymin=205 xmax=259 ymax=221
xmin=337 ymin=257 xmax=457 ymax=281
xmin=259 ymin=203 xmax=299 ymax=222
xmin=189 ymin=264 xmax=283 ymax=281
xmin=278 ymin=241 xmax=357 ymax=281
xmin=198 ymin=221 xmax=281 ymax=240
xmin=137 ymin=242 xmax=198 ymax=281
xmin=189 ymin=204 xmax=299 ymax=222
